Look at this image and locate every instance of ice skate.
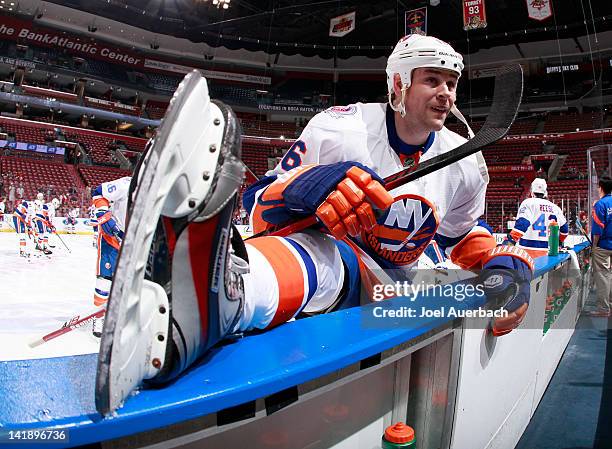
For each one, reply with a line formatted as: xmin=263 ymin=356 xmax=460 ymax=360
xmin=95 ymin=71 xmax=246 ymax=415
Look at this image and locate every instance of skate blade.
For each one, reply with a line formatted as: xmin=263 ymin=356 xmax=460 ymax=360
xmin=96 ymin=280 xmax=169 ymax=412
xmin=96 ymin=71 xmax=227 ymax=414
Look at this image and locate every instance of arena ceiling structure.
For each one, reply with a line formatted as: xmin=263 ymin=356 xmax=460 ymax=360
xmin=44 ymin=0 xmax=612 ymax=59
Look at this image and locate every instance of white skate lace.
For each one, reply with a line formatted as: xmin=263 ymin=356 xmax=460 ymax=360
xmin=229 ymin=253 xmax=249 ymax=274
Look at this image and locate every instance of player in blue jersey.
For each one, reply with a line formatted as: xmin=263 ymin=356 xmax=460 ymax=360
xmin=588 ymin=175 xmax=612 ymax=317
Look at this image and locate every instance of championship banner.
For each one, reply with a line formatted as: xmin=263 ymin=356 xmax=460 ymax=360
xmin=405 ymin=7 xmax=427 ymax=36
xmin=526 ymin=0 xmax=552 ymax=21
xmin=463 ymin=0 xmax=487 ymax=30
xmin=329 ymin=11 xmax=356 ymax=37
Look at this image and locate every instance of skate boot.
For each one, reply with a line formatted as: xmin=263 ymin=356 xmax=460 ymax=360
xmin=95 ymin=71 xmax=246 ymax=414
xmin=43 ymin=247 xmax=52 ymax=255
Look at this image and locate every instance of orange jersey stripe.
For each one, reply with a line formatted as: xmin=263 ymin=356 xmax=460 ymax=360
xmin=449 ymin=231 xmax=497 ymax=270
xmin=523 ymin=248 xmax=548 ymax=258
xmin=592 ymin=209 xmax=605 ymax=228
xmin=509 ymin=229 xmax=523 ymax=243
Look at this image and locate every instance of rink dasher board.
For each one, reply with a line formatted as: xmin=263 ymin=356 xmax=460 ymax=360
xmin=0 ymin=215 xmax=95 ymax=235
xmin=0 ymin=243 xmax=589 ymax=448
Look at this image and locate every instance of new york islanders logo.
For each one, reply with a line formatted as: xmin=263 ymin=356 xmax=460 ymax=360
xmin=363 ymin=194 xmax=439 ymax=266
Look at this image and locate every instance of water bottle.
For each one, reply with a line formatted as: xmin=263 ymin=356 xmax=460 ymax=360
xmin=548 ymin=220 xmax=559 ymax=256
xmin=382 ymin=422 xmax=416 ymax=448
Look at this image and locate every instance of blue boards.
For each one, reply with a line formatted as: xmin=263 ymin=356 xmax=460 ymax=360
xmin=0 ymin=245 xmax=587 ymax=448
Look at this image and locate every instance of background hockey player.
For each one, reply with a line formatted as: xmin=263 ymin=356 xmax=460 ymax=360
xmin=32 ymin=193 xmax=52 ymax=255
xmin=91 ymin=176 xmax=131 ymax=338
xmin=66 ymin=207 xmax=79 ymax=234
xmin=12 ymin=199 xmax=32 ymax=257
xmin=509 ymin=178 xmax=568 ymax=258
xmin=98 ymin=36 xmax=535 ymax=410
xmin=588 ymin=175 xmax=612 ymax=317
xmin=88 ymin=204 xmax=99 ymax=248
xmin=44 ymin=197 xmax=60 ymax=249
xmin=0 ymin=197 xmax=5 ymax=230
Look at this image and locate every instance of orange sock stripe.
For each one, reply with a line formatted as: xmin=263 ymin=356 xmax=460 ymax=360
xmin=94 ymin=294 xmax=107 ymax=307
xmin=248 ymin=237 xmax=305 ymax=328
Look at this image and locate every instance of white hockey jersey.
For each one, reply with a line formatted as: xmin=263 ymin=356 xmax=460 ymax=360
xmin=44 ymin=202 xmax=56 ymax=222
xmin=69 ymin=208 xmax=80 ymax=219
xmin=510 ymin=197 xmax=568 ymax=254
xmin=254 ymin=103 xmax=489 ymax=267
xmin=33 ymin=199 xmax=44 ymax=218
xmin=97 ymin=177 xmax=131 ymax=232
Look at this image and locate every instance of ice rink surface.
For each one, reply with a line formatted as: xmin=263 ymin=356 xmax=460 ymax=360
xmin=0 ymin=232 xmax=101 ymax=361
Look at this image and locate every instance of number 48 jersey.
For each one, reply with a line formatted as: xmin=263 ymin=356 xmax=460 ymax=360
xmin=510 ymin=197 xmax=568 ymax=256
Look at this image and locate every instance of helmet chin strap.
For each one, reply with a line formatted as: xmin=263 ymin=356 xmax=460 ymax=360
xmin=389 ymin=86 xmax=475 ymax=140
xmin=450 ymin=104 xmax=474 ymax=139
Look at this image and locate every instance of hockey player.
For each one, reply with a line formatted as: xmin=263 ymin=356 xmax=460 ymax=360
xmin=12 ymin=199 xmax=32 ymax=257
xmin=96 ymin=37 xmax=534 ymax=412
xmin=66 ymin=207 xmax=79 ymax=234
xmin=88 ymin=204 xmax=99 ymax=248
xmin=44 ymin=198 xmax=60 ymax=248
xmin=91 ymin=176 xmax=131 ymax=338
xmin=32 ymin=193 xmax=52 ymax=255
xmin=0 ymin=197 xmax=5 ymax=231
xmin=509 ymin=178 xmax=568 ymax=258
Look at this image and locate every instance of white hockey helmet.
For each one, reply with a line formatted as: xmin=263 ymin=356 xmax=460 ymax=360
xmin=36 ymin=192 xmax=44 ymax=201
xmin=52 ymin=197 xmax=60 ymax=209
xmin=531 ymin=178 xmax=547 ymax=197
xmin=386 ymin=34 xmax=464 ymax=95
xmin=386 ymin=35 xmax=472 ymax=135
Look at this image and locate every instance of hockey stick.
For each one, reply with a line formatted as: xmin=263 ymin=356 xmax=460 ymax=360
xmin=28 ymin=308 xmax=105 ymax=348
xmin=575 ymin=219 xmax=592 ymax=245
xmin=52 ymin=229 xmax=72 ymax=253
xmin=251 ymin=64 xmax=523 ymax=239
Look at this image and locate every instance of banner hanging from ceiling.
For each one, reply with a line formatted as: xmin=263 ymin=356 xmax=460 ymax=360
xmin=329 ymin=11 xmax=356 ymax=37
xmin=526 ymin=0 xmax=553 ymax=21
xmin=462 ymin=0 xmax=487 ymax=30
xmin=405 ymin=7 xmax=427 ymax=36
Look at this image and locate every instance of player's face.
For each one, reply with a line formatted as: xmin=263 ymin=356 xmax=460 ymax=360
xmin=404 ymin=68 xmax=458 ymax=131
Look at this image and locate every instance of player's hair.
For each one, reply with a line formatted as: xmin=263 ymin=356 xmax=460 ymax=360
xmin=599 ymin=175 xmax=612 ymax=194
xmin=533 ymin=192 xmax=545 ymax=198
